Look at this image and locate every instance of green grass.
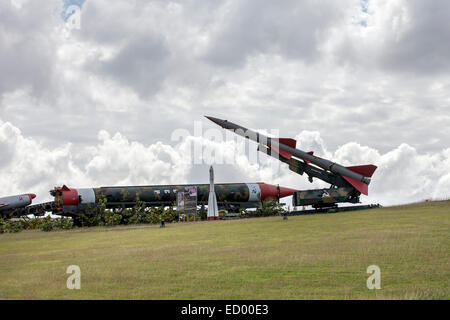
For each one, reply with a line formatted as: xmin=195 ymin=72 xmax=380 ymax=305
xmin=0 ymin=200 xmax=449 ymax=299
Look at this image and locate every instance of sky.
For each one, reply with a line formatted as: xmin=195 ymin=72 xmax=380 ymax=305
xmin=0 ymin=0 xmax=449 ymax=206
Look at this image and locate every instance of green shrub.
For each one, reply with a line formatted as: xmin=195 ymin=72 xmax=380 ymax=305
xmin=163 ymin=206 xmax=179 ymax=223
xmin=251 ymin=199 xmax=286 ymax=217
xmin=0 ymin=218 xmax=22 ymax=233
xmin=104 ymin=209 xmax=122 ymax=226
xmin=39 ymin=216 xmax=54 ymax=232
xmin=0 ymin=217 xmax=6 ymax=233
xmin=56 ymin=217 xmax=74 ymax=230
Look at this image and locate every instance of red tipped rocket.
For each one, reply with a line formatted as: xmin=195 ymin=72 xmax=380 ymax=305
xmin=0 ymin=193 xmax=36 ymax=215
xmin=258 ymin=183 xmax=297 ymax=199
xmin=206 ymin=116 xmax=377 ymax=195
xmin=50 ymin=182 xmax=297 ymax=215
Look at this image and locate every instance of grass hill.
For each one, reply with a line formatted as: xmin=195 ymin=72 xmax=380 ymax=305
xmin=0 ymin=200 xmax=448 ymax=299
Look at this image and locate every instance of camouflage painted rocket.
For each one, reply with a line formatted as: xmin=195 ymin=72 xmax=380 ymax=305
xmin=50 ymin=182 xmax=297 ymax=216
xmin=292 ymin=187 xmax=360 ymax=207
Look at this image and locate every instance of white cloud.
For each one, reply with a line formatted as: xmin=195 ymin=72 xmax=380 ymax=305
xmin=0 ymin=120 xmax=84 ymax=203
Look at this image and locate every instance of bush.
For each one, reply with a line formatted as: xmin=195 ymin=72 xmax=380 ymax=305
xmin=197 ymin=206 xmax=207 ymax=221
xmin=39 ymin=216 xmax=54 ymax=232
xmin=163 ymin=206 xmax=179 ymax=223
xmin=127 ymin=200 xmax=152 ymax=224
xmin=1 ymin=198 xmax=209 ymax=233
xmin=104 ymin=209 xmax=122 ymax=226
xmin=36 ymin=216 xmax=74 ymax=232
xmin=73 ymin=199 xmax=175 ymax=227
xmin=0 ymin=218 xmax=22 ymax=233
xmin=251 ymin=199 xmax=286 ymax=217
xmin=0 ymin=217 xmax=5 ymax=233
xmin=56 ymin=217 xmax=74 ymax=230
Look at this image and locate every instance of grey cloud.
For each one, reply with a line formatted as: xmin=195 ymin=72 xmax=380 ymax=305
xmin=0 ymin=2 xmax=57 ymax=97
xmin=73 ymin=1 xmax=138 ymax=45
xmin=381 ymin=0 xmax=450 ymax=75
xmin=96 ymin=34 xmax=170 ymax=98
xmin=333 ymin=0 xmax=450 ymax=76
xmin=203 ymin=0 xmax=347 ymax=67
xmin=73 ymin=1 xmax=173 ymax=98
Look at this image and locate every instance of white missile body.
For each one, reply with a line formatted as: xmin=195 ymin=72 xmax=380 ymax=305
xmin=0 ymin=193 xmax=36 ymax=214
xmin=207 ymin=166 xmax=219 ymax=220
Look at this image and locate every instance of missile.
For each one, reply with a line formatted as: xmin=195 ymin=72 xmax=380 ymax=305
xmin=207 ymin=166 xmax=219 ymax=220
xmin=50 ymin=182 xmax=297 ymax=215
xmin=0 ymin=193 xmax=36 ymax=216
xmin=205 ymin=116 xmax=377 ymax=195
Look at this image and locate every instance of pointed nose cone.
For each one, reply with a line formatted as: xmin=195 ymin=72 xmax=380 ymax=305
xmin=278 ymin=186 xmax=298 ymax=198
xmin=257 ymin=183 xmax=297 ymax=200
xmin=205 ymin=116 xmax=227 ymax=128
xmin=205 ymin=115 xmax=219 ymax=123
xmin=27 ymin=193 xmax=36 ymax=203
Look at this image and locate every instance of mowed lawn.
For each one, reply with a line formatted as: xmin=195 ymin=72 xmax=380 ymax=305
xmin=0 ymin=201 xmax=448 ymax=299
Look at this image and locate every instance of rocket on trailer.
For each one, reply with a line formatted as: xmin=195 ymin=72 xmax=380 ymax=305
xmin=50 ymin=182 xmax=296 ymax=216
xmin=206 ymin=116 xmax=377 ymax=209
xmin=0 ymin=193 xmax=36 ymax=218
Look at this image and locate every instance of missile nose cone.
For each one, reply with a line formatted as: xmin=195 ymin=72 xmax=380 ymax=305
xmin=278 ymin=186 xmax=298 ymax=198
xmin=258 ymin=183 xmax=297 ymax=200
xmin=205 ymin=115 xmax=219 ymax=122
xmin=27 ymin=193 xmax=36 ymax=203
xmin=205 ymin=116 xmax=228 ymax=128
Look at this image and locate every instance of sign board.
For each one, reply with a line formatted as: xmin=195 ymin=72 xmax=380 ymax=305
xmin=176 ymin=192 xmax=185 ymax=213
xmin=177 ymin=186 xmax=197 ymax=221
xmin=184 ymin=186 xmax=197 ymax=217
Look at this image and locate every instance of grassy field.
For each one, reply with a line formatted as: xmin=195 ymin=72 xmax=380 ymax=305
xmin=0 ymin=200 xmax=448 ymax=299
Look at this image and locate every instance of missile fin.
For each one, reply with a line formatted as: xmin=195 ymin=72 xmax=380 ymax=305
xmin=275 ymin=138 xmax=297 ymax=148
xmin=345 ymin=165 xmax=377 ymax=178
xmin=342 ymin=176 xmax=368 ymax=195
xmin=273 ymin=147 xmax=293 ymax=159
xmin=270 ymin=138 xmax=296 ymax=159
xmin=304 ymin=151 xmax=314 ymax=164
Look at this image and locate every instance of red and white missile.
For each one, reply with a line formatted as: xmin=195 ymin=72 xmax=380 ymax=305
xmin=0 ymin=193 xmax=36 ymax=214
xmin=206 ymin=116 xmax=377 ymax=195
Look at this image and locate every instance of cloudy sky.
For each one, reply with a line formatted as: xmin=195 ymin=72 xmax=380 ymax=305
xmin=1 ymin=0 xmax=449 ymax=206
